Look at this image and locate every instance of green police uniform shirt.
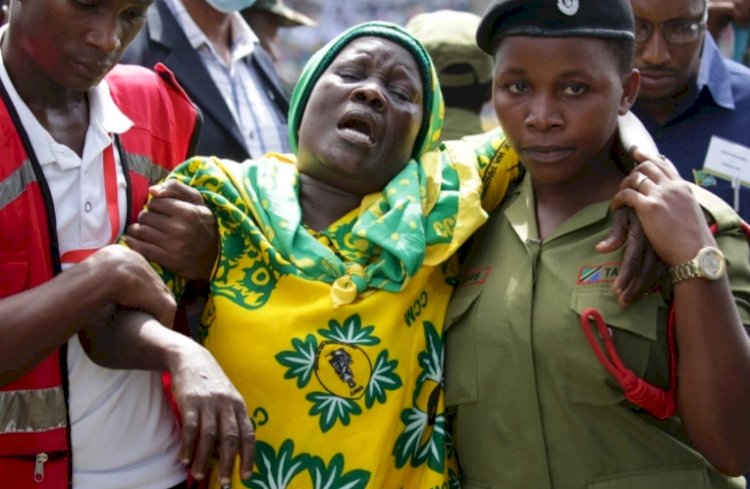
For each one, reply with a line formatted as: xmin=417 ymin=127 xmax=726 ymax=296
xmin=155 ymin=130 xmax=519 ymax=488
xmin=446 ymin=173 xmax=750 ymax=489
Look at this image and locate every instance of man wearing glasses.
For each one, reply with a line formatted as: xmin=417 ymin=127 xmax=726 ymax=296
xmin=630 ymin=0 xmax=750 ymax=221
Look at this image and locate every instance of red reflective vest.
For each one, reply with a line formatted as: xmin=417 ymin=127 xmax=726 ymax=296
xmin=0 ymin=63 xmax=200 ymax=488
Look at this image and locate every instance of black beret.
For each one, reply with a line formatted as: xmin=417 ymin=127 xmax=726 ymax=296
xmin=476 ymin=0 xmax=635 ymax=54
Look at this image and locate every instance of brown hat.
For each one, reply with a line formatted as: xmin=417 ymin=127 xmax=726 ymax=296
xmin=406 ymin=10 xmax=493 ymax=88
xmin=246 ymin=0 xmax=316 ymax=27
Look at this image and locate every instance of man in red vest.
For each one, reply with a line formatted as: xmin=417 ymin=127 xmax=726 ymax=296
xmin=0 ymin=1 xmax=254 ymax=488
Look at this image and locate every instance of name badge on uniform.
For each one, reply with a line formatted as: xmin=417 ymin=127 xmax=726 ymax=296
xmin=702 ymin=135 xmax=750 ymax=188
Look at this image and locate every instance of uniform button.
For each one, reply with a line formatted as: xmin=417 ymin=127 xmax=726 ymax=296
xmin=248 ymin=131 xmax=255 ymax=139
xmin=84 ymin=201 xmax=92 ymax=212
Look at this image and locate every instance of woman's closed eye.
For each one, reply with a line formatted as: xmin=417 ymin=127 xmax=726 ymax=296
xmin=389 ymin=86 xmax=416 ymax=103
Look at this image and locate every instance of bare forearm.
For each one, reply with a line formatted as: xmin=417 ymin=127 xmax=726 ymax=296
xmin=0 ymin=244 xmax=177 ymax=386
xmin=82 ymin=309 xmax=255 ymax=485
xmin=0 ymin=259 xmax=119 ymax=386
xmin=82 ymin=310 xmax=193 ymax=372
xmin=675 ymin=278 xmax=750 ymax=475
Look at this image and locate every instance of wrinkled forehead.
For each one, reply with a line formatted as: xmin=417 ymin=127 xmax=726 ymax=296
xmin=331 ymin=36 xmax=423 ymax=83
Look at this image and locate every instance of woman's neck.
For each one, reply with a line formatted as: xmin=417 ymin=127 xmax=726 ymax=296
xmin=533 ymin=149 xmax=627 ymax=241
xmin=299 ymin=173 xmax=364 ymax=232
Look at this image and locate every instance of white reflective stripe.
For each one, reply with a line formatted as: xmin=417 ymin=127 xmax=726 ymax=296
xmin=125 ymin=153 xmax=171 ymax=185
xmin=0 ymin=387 xmax=67 ymax=434
xmin=0 ymin=159 xmax=36 ymax=211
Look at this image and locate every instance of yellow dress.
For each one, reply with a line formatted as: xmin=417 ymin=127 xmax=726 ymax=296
xmin=158 ymin=130 xmax=518 ymax=488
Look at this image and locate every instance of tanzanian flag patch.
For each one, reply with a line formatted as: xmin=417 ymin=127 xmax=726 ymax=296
xmin=577 ymin=262 xmax=620 ymax=285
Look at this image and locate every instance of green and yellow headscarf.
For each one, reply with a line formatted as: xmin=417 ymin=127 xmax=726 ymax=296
xmin=159 ymin=22 xmax=516 ymax=309
xmin=288 ymin=21 xmax=445 ymax=159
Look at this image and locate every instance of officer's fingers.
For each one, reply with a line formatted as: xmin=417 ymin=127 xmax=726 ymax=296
xmin=617 ymin=248 xmax=654 ymax=307
xmin=595 ymin=206 xmax=629 ymax=253
xmin=614 ymin=213 xmax=650 ymax=305
xmin=628 ymin=145 xmax=661 ymax=166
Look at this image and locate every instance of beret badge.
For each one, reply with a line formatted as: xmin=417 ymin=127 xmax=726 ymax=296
xmin=557 ymin=0 xmax=579 ymax=16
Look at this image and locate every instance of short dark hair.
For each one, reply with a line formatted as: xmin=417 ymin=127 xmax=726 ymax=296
xmin=603 ymin=37 xmax=635 ymax=75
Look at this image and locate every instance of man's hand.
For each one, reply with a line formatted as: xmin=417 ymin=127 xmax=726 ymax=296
xmin=168 ymin=341 xmax=255 ymax=486
xmin=124 ymin=180 xmax=218 ymax=280
xmin=89 ymin=245 xmax=177 ymax=327
xmin=80 ymin=310 xmax=255 ymax=487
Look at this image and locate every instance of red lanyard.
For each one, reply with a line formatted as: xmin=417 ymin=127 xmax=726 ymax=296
xmin=580 ymin=221 xmax=750 ymax=420
xmin=60 ymin=144 xmax=120 ymax=265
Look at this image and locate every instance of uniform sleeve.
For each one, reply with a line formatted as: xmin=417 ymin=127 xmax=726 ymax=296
xmin=693 ymin=185 xmax=750 ymax=328
xmin=714 ymin=225 xmax=750 ymax=328
xmin=443 ymin=128 xmax=522 ymax=213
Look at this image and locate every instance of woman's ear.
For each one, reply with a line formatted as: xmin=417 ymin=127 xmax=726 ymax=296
xmin=618 ymin=68 xmax=640 ymax=115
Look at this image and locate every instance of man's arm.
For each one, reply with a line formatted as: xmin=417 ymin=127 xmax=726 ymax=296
xmin=0 ymin=245 xmax=175 ymax=386
xmin=81 ymin=310 xmax=255 ymax=487
xmin=124 ymin=179 xmax=218 ymax=281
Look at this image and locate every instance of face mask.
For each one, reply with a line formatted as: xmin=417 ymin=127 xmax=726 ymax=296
xmin=203 ymin=0 xmax=256 ymax=13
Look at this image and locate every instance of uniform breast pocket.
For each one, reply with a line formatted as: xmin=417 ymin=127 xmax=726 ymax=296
xmin=0 ymin=253 xmax=29 ymax=297
xmin=445 ymin=286 xmax=483 ymax=407
xmin=567 ymin=289 xmax=666 ymax=406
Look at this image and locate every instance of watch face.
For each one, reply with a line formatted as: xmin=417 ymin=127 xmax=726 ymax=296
xmin=698 ymin=247 xmax=726 ymax=280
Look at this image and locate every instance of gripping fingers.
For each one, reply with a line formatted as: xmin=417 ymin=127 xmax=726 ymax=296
xmin=150 ymin=179 xmax=204 ymax=205
xmin=617 ymin=245 xmax=652 ymax=306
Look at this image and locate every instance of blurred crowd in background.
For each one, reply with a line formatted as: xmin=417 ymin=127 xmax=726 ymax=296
xmin=274 ymin=0 xmax=491 ymax=84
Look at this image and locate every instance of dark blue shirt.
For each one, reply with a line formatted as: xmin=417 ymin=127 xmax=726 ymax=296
xmin=633 ymin=35 xmax=750 ymax=222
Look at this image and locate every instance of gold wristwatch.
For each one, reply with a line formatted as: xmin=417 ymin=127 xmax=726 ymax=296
xmin=669 ymin=246 xmax=726 ymax=284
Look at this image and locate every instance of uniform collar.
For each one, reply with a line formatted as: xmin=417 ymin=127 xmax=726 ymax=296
xmin=504 ymin=172 xmax=613 ymax=244
xmin=697 ymin=34 xmax=735 ymax=111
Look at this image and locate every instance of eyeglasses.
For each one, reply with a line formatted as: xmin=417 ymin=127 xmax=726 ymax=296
xmin=634 ymin=15 xmax=706 ymax=45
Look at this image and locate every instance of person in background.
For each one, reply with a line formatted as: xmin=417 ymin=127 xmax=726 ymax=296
xmin=122 ymin=0 xmax=291 ymax=162
xmin=629 ymin=0 xmax=750 ymax=221
xmin=707 ymin=0 xmax=750 ymax=64
xmin=446 ymin=0 xmax=750 ymax=487
xmin=0 ymin=0 xmax=253 ymax=488
xmin=405 ymin=9 xmax=497 ymax=141
xmin=241 ymin=0 xmax=316 ymax=63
